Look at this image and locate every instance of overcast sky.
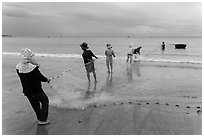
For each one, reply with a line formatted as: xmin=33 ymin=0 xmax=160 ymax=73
xmin=2 ymin=2 xmax=202 ymax=37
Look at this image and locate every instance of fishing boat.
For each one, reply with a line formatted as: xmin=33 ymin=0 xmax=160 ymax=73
xmin=174 ymin=43 xmax=187 ymax=49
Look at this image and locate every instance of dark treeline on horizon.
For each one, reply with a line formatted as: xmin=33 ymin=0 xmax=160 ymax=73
xmin=2 ymin=35 xmax=202 ymax=38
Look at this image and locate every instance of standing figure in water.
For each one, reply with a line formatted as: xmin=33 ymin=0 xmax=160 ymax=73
xmin=126 ymin=43 xmax=134 ymax=63
xmin=161 ymin=41 xmax=165 ymax=51
xmin=105 ymin=43 xmax=116 ymax=73
xmin=80 ymin=42 xmax=98 ymax=82
xmin=16 ymin=48 xmax=50 ymax=125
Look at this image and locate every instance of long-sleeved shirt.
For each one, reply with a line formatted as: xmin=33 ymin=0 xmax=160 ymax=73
xmin=16 ymin=66 xmax=48 ymax=96
xmin=82 ymin=50 xmax=97 ymax=64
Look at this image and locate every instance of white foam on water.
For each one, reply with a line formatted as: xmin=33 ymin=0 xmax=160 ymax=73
xmin=2 ymin=52 xmax=82 ymax=58
xmin=2 ymin=52 xmax=20 ymax=56
xmin=3 ymin=52 xmax=201 ymax=64
xmin=136 ymin=55 xmax=202 ymax=64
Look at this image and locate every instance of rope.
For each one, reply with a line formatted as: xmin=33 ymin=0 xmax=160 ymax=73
xmin=49 ymin=64 xmax=84 ymax=80
xmin=47 ymin=46 xmax=162 ymax=81
xmin=49 ymin=58 xmax=100 ymax=81
xmin=79 ymin=97 xmax=202 ymax=115
xmin=48 ymin=46 xmax=160 ymax=81
xmin=143 ymin=46 xmax=160 ymax=57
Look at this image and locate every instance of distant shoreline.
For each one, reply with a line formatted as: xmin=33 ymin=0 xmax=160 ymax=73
xmin=2 ymin=36 xmax=202 ymax=38
xmin=2 ymin=35 xmax=12 ymax=37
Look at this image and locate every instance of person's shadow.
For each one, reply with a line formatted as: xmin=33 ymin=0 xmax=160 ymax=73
xmin=36 ymin=125 xmax=48 ymax=135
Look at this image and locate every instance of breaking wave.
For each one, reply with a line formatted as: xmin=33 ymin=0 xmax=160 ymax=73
xmin=2 ymin=52 xmax=201 ymax=64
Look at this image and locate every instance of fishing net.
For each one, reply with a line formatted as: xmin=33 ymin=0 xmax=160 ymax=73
xmin=47 ymin=72 xmax=88 ymax=109
xmin=46 ymin=60 xmax=117 ymax=110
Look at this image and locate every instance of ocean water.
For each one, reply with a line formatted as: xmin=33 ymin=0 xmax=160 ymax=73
xmin=2 ymin=37 xmax=202 ymax=64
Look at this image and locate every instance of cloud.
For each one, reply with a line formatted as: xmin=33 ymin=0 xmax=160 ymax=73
xmin=2 ymin=2 xmax=202 ymax=37
xmin=3 ymin=9 xmax=30 ymax=18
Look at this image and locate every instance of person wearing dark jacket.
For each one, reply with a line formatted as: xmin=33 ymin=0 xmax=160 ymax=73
xmin=16 ymin=48 xmax=50 ymax=125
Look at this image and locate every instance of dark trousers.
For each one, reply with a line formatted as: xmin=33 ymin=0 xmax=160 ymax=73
xmin=26 ymin=92 xmax=49 ymax=121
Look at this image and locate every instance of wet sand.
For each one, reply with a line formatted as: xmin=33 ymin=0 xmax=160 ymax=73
xmin=2 ymin=55 xmax=202 ymax=135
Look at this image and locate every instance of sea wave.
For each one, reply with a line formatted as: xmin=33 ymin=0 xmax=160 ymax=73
xmin=139 ymin=56 xmax=202 ymax=64
xmin=2 ymin=52 xmax=201 ymax=64
xmin=116 ymin=56 xmax=202 ymax=64
xmin=2 ymin=52 xmax=82 ymax=58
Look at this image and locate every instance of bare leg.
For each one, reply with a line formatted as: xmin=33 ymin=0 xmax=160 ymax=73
xmin=86 ymin=72 xmax=91 ymax=82
xmin=106 ymin=60 xmax=110 ymax=72
xmin=130 ymin=55 xmax=132 ymax=63
xmin=110 ymin=62 xmax=113 ymax=73
xmin=86 ymin=82 xmax=91 ymax=93
xmin=93 ymin=80 xmax=97 ymax=90
xmin=93 ymin=71 xmax=97 ymax=82
xmin=126 ymin=54 xmax=129 ymax=62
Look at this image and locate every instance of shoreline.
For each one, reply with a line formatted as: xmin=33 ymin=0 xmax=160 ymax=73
xmin=2 ymin=51 xmax=202 ymax=65
xmin=2 ymin=55 xmax=202 ymax=135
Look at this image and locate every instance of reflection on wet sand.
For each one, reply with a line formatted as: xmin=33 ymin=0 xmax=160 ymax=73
xmin=126 ymin=60 xmax=141 ymax=82
xmin=105 ymin=72 xmax=113 ymax=87
xmin=83 ymin=61 xmax=141 ymax=100
xmin=133 ymin=60 xmax=141 ymax=77
xmin=126 ymin=63 xmax=133 ymax=82
xmin=84 ymin=81 xmax=97 ymax=99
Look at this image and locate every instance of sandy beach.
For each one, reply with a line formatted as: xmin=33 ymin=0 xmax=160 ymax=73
xmin=2 ymin=55 xmax=202 ymax=135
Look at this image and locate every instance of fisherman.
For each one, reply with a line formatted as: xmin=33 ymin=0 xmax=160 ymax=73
xmin=80 ymin=42 xmax=98 ymax=82
xmin=16 ymin=48 xmax=50 ymax=125
xmin=126 ymin=43 xmax=134 ymax=63
xmin=105 ymin=43 xmax=116 ymax=73
xmin=161 ymin=41 xmax=165 ymax=51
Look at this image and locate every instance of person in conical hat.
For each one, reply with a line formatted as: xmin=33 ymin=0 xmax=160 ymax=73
xmin=16 ymin=48 xmax=50 ymax=125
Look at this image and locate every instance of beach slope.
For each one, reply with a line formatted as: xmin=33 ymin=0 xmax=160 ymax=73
xmin=2 ymin=55 xmax=202 ymax=135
